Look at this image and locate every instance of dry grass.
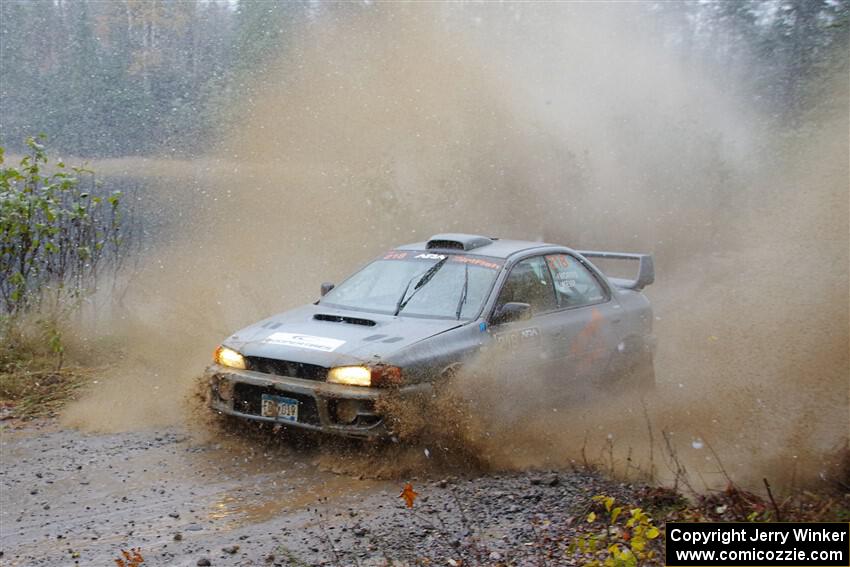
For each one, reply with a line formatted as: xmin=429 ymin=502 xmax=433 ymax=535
xmin=0 ymin=366 xmax=93 ymax=418
xmin=0 ymin=317 xmax=99 ymax=419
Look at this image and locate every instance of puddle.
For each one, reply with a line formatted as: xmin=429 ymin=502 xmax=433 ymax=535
xmin=204 ymin=462 xmax=387 ymax=525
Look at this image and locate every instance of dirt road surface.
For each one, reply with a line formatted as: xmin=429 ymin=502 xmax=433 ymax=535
xmin=0 ymin=420 xmax=635 ymax=566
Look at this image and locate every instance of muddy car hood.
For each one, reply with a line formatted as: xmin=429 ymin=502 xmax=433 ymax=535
xmin=223 ymin=304 xmax=465 ymax=367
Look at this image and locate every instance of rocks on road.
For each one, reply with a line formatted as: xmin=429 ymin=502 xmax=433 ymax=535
xmin=0 ymin=421 xmax=644 ymax=566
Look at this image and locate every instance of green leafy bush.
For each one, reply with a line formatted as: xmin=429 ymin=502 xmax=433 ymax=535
xmin=0 ymin=136 xmax=125 ymax=316
xmin=569 ymin=495 xmax=662 ymax=567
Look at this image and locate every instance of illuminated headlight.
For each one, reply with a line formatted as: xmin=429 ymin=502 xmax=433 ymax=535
xmin=327 ymin=366 xmax=372 ymax=386
xmin=327 ymin=365 xmax=403 ymax=387
xmin=214 ymin=345 xmax=246 ymax=370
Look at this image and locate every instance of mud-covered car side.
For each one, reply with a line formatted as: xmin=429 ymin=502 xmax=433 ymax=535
xmin=207 ymin=233 xmax=655 ymax=438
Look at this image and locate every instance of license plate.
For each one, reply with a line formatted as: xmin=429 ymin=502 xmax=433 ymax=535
xmin=260 ymin=394 xmax=299 ymax=422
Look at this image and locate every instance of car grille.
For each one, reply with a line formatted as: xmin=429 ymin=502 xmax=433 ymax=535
xmin=245 ymin=356 xmax=327 ymax=381
xmin=232 ymin=383 xmax=321 ymax=425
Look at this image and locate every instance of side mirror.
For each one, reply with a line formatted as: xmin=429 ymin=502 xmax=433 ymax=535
xmin=492 ymin=302 xmax=531 ymax=325
xmin=320 ymin=282 xmax=335 ymax=297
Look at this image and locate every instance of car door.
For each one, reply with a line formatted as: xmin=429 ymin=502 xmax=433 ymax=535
xmin=543 ymin=253 xmax=623 ymax=386
xmin=487 ymin=255 xmax=562 ymax=373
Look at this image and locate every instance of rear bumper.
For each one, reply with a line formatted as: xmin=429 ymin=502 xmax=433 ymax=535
xmin=205 ymin=364 xmax=430 ymax=439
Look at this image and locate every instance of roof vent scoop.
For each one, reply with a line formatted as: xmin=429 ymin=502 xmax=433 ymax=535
xmin=426 ymin=233 xmax=493 ymax=252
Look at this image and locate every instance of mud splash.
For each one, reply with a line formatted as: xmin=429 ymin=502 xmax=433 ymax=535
xmin=59 ymin=4 xmax=848 ymax=492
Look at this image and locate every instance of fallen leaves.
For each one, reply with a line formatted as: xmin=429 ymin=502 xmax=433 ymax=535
xmin=400 ymin=482 xmax=419 ymax=508
xmin=114 ymin=548 xmax=144 ymax=567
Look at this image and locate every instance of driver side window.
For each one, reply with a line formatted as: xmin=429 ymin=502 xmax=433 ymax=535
xmin=495 ymin=256 xmax=557 ymax=315
xmin=545 ymin=254 xmax=606 ymax=308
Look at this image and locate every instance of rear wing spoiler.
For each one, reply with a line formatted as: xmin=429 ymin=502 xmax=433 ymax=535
xmin=577 ymin=250 xmax=655 ymax=291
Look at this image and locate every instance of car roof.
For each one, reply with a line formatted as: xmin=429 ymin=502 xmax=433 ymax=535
xmin=396 ymin=233 xmax=564 ymax=259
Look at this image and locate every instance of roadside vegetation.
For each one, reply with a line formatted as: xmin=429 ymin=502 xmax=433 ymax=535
xmin=0 ymin=137 xmax=129 ymax=418
xmin=0 ymin=322 xmax=92 ymax=418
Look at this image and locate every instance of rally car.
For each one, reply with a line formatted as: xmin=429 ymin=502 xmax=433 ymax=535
xmin=207 ymin=233 xmax=655 ymax=438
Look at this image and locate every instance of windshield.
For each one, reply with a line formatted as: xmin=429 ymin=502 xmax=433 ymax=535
xmin=320 ymin=251 xmax=503 ymax=319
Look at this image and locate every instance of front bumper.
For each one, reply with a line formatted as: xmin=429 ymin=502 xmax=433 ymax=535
xmin=205 ymin=364 xmax=430 ymax=439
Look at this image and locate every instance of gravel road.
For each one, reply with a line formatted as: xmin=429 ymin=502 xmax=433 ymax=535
xmin=1 ymin=420 xmax=641 ymax=566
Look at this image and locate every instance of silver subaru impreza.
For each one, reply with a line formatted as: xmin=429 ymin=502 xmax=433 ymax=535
xmin=207 ymin=233 xmax=655 ymax=438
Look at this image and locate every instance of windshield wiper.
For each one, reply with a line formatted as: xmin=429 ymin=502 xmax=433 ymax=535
xmin=455 ymin=262 xmax=469 ymax=320
xmin=394 ymin=256 xmax=449 ymax=316
xmin=393 ymin=272 xmax=420 ymax=316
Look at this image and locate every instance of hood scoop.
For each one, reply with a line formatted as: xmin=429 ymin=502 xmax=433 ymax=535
xmin=313 ymin=313 xmax=377 ymax=327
